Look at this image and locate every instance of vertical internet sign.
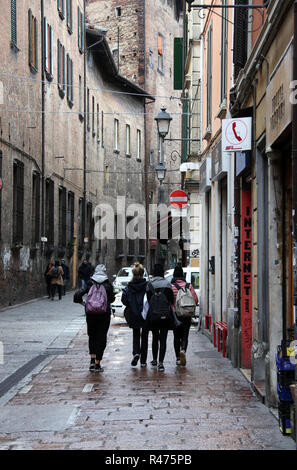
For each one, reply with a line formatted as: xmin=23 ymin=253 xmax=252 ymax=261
xmin=241 ymin=190 xmax=252 ymax=369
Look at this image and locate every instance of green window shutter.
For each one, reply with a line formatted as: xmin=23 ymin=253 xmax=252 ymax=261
xmin=174 ymin=37 xmax=183 ymax=90
xmin=77 ymin=7 xmax=80 ymax=48
xmin=28 ymin=10 xmax=33 ymax=66
xmin=57 ymin=39 xmax=60 ymax=85
xmin=34 ymin=17 xmax=38 ymax=70
xmin=57 ymin=0 xmax=60 ymax=12
xmin=63 ymin=46 xmax=65 ymax=91
xmin=11 ymin=0 xmax=17 ymax=46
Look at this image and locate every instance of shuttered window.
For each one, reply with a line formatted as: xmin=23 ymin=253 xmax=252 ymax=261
xmin=13 ymin=160 xmax=24 ymax=245
xmin=44 ymin=18 xmax=53 ymax=77
xmin=67 ymin=192 xmax=74 ymax=246
xmin=57 ymin=0 xmax=65 ymax=19
xmin=11 ymin=0 xmax=17 ymax=47
xmin=66 ymin=0 xmax=73 ymax=32
xmin=28 ymin=10 xmax=38 ymax=71
xmin=206 ymin=24 xmax=213 ymax=129
xmin=32 ymin=172 xmax=40 ymax=245
xmin=233 ymin=0 xmax=248 ymax=80
xmin=221 ymin=1 xmax=228 ymax=104
xmin=59 ymin=187 xmax=67 ymax=247
xmin=57 ymin=40 xmax=66 ymax=96
xmin=66 ymin=53 xmax=74 ymax=104
xmin=77 ymin=7 xmax=84 ymax=52
xmin=45 ymin=179 xmax=54 ymax=245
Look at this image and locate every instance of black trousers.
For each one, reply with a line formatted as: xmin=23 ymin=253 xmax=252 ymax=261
xmin=51 ymin=284 xmax=63 ymax=300
xmin=132 ymin=327 xmax=149 ymax=364
xmin=173 ymin=317 xmax=192 ymax=358
xmin=151 ymin=328 xmax=169 ymax=363
xmin=86 ymin=313 xmax=110 ymax=361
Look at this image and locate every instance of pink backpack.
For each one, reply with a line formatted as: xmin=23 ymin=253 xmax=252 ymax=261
xmin=85 ymin=284 xmax=107 ymax=314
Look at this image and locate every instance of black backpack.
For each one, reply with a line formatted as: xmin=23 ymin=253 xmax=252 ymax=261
xmin=148 ymin=284 xmax=171 ymax=324
xmin=51 ymin=267 xmax=60 ymax=278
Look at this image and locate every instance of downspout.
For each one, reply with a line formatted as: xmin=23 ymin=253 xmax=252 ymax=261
xmin=292 ymin=1 xmax=297 ymax=447
xmin=41 ymin=0 xmax=45 ymax=258
xmin=143 ymin=0 xmax=150 ymax=272
xmin=83 ymin=0 xmax=87 ymax=250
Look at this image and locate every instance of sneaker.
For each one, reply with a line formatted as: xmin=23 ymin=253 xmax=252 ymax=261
xmin=176 ymin=358 xmax=181 ymax=366
xmin=89 ymin=359 xmax=95 ymax=372
xmin=94 ymin=363 xmax=104 ymax=372
xmin=140 ymin=363 xmax=147 ymax=368
xmin=131 ymin=354 xmax=140 ymax=366
xmin=158 ymin=363 xmax=165 ymax=371
xmin=180 ymin=350 xmax=186 ymax=366
xmin=150 ymin=360 xmax=157 ymax=367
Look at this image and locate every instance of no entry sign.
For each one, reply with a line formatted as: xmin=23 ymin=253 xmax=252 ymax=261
xmin=169 ymin=190 xmax=188 ymax=209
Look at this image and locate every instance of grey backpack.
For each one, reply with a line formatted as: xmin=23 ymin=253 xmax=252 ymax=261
xmin=174 ymin=282 xmax=196 ymax=317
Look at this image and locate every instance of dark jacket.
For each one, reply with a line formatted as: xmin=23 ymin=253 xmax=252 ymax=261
xmin=146 ymin=276 xmax=175 ymax=330
xmin=74 ymin=279 xmax=115 ymax=315
xmin=61 ymin=263 xmax=70 ymax=280
xmin=78 ymin=262 xmax=94 ymax=281
xmin=121 ymin=278 xmax=147 ymax=329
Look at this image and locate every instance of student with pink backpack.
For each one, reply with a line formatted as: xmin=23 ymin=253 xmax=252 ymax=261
xmin=74 ymin=264 xmax=115 ymax=372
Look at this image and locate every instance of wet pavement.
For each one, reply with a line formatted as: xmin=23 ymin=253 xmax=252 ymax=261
xmin=0 ymin=295 xmax=295 ymax=451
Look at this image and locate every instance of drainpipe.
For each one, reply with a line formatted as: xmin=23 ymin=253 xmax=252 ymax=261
xmin=143 ymin=1 xmax=150 ymax=272
xmin=41 ymin=0 xmax=45 ymax=258
xmin=82 ymin=0 xmax=87 ymax=250
xmin=292 ymin=0 xmax=297 ymax=448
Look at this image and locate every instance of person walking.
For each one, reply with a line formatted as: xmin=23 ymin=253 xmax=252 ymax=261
xmin=121 ymin=262 xmax=149 ymax=368
xmin=44 ymin=261 xmax=54 ymax=299
xmin=146 ymin=264 xmax=174 ymax=371
xmin=171 ymin=265 xmax=198 ymax=367
xmin=78 ymin=258 xmax=94 ymax=290
xmin=48 ymin=260 xmax=64 ymax=301
xmin=73 ymin=264 xmax=115 ymax=372
xmin=61 ymin=259 xmax=70 ymax=295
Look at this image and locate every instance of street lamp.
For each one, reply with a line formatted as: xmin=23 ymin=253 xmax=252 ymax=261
xmin=155 ymin=162 xmax=167 ymax=184
xmin=155 ymin=107 xmax=172 ymax=139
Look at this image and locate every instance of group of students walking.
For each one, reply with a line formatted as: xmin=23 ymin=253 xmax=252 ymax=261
xmin=74 ymin=261 xmax=198 ymax=373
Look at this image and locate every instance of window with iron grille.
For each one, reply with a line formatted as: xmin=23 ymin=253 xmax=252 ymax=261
xmin=28 ymin=10 xmax=38 ymax=72
xmin=45 ymin=179 xmax=54 ymax=245
xmin=11 ymin=0 xmax=17 ymax=48
xmin=59 ymin=186 xmax=67 ymax=247
xmin=13 ymin=160 xmax=24 ymax=245
xmin=67 ymin=192 xmax=74 ymax=246
xmin=32 ymin=172 xmax=40 ymax=245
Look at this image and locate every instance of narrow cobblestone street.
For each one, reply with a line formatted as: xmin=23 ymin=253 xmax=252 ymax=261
xmin=0 ymin=296 xmax=295 ymax=451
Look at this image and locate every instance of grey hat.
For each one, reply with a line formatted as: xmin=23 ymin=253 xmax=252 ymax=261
xmin=91 ymin=264 xmax=108 ymax=283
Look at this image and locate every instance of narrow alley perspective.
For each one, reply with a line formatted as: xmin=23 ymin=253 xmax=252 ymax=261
xmin=1 ymin=0 xmax=297 ymax=457
xmin=0 ymin=295 xmax=294 ymax=452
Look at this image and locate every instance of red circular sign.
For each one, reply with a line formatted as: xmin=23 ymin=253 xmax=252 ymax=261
xmin=169 ymin=190 xmax=188 ymax=209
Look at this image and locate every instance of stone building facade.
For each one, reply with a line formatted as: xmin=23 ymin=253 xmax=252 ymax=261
xmin=87 ymin=0 xmax=184 ymax=273
xmin=0 ymin=0 xmax=149 ymax=307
